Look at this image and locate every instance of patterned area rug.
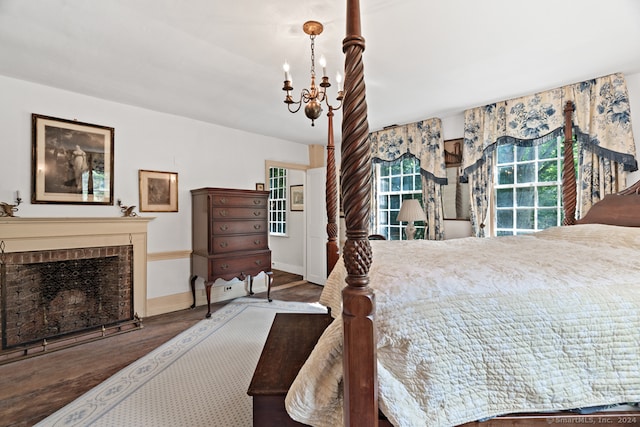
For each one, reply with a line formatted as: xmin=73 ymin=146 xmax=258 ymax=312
xmin=37 ymin=298 xmax=327 ymax=427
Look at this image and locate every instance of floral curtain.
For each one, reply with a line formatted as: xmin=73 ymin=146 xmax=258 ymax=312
xmin=369 ymin=118 xmax=446 ymax=240
xmin=462 ymin=72 xmax=637 ymax=235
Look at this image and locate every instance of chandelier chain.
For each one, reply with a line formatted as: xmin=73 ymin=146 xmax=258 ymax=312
xmin=309 ymin=35 xmax=316 ymax=77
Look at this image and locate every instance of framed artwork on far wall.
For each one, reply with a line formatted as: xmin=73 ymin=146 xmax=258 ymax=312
xmin=31 ymin=114 xmax=114 ymax=204
xmin=290 ymin=184 xmax=304 ymax=211
xmin=139 ymin=170 xmax=178 ymax=212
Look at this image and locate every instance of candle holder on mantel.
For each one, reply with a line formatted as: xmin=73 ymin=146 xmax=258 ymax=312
xmin=0 ymin=192 xmax=22 ymax=217
xmin=117 ymin=199 xmax=138 ymax=217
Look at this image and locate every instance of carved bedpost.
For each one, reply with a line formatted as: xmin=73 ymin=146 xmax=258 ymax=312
xmin=326 ymin=106 xmax=340 ymax=275
xmin=342 ymin=0 xmax=378 ymax=425
xmin=562 ymin=101 xmax=577 ymax=225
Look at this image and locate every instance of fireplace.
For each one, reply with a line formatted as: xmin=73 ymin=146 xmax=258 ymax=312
xmin=1 ymin=245 xmax=133 ymax=349
xmin=0 ymin=217 xmax=152 ymax=363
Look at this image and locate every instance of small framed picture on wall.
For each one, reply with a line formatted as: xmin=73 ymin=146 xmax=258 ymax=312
xmin=290 ymin=184 xmax=304 ymax=211
xmin=139 ymin=169 xmax=178 ymax=212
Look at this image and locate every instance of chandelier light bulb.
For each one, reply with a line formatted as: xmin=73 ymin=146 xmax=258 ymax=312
xmin=283 ymin=61 xmax=290 ymax=81
xmin=319 ymin=55 xmax=327 ymax=77
xmin=336 ymin=72 xmax=342 ymax=91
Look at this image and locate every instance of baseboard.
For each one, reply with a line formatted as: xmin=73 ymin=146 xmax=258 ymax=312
xmin=271 ymin=262 xmax=304 ymax=275
xmin=146 ymin=277 xmax=270 ymax=317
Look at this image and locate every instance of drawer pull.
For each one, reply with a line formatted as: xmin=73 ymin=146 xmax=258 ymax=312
xmin=254 ymin=260 xmax=262 ymax=266
xmin=253 ymin=211 xmax=261 ymax=216
xmin=220 ymin=263 xmax=229 ymax=270
xmin=219 ymin=197 xmax=227 ymax=204
xmin=219 ymin=210 xmax=228 ymax=217
xmin=254 ymin=239 xmax=261 ymax=245
xmin=219 ymin=241 xmax=229 ymax=248
xmin=253 ymin=199 xmax=261 ymax=205
xmin=219 ymin=224 xmax=229 ymax=231
xmin=253 ymin=224 xmax=261 ymax=230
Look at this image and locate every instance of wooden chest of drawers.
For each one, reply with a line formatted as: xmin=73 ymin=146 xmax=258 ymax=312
xmin=190 ymin=187 xmax=272 ymax=317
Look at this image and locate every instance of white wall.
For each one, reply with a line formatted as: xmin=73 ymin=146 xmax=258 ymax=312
xmin=0 ymin=75 xmax=309 ymax=309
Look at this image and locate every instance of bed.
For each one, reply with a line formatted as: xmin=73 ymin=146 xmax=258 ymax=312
xmin=283 ymin=1 xmax=640 ymax=426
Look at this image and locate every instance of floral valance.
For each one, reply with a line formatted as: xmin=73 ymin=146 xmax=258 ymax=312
xmin=369 ymin=117 xmax=447 ymax=184
xmin=462 ymin=72 xmax=638 ymax=178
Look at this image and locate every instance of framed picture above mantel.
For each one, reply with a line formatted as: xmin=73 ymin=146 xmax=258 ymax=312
xmin=31 ymin=114 xmax=114 ymax=205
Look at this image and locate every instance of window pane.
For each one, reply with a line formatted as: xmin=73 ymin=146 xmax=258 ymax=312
xmin=379 ymin=210 xmax=389 ymax=225
xmin=538 ymin=185 xmax=558 ymax=207
xmin=414 ymin=175 xmax=422 ymax=190
xmin=380 ymin=177 xmax=390 ymax=192
xmin=516 ymin=187 xmax=534 ymax=207
xmin=516 ymin=145 xmax=535 ymax=162
xmin=539 ymin=140 xmax=558 ymax=159
xmin=516 ymin=163 xmax=535 ymax=183
xmin=402 ymin=175 xmax=412 ymax=191
xmin=497 ymin=144 xmax=514 ymax=164
xmin=496 ymin=209 xmax=513 ymax=228
xmin=498 ymin=166 xmax=514 ymax=185
xmin=380 ymin=163 xmax=390 ymax=176
xmin=496 ymin=188 xmax=514 ymax=208
xmin=389 ymin=227 xmax=400 ymax=240
xmin=391 ymin=176 xmax=401 ymax=191
xmin=390 ymin=194 xmax=401 ymax=210
xmin=538 ymin=161 xmax=557 ymax=182
xmin=402 ymin=158 xmax=414 ymax=174
xmin=391 ymin=163 xmax=401 ymax=175
xmin=538 ymin=208 xmax=558 ymax=229
xmin=516 ymin=209 xmax=535 ymax=229
xmin=378 ymin=195 xmax=388 ymax=209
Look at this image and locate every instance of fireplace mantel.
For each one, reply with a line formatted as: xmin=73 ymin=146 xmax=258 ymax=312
xmin=0 ymin=217 xmax=153 ymax=317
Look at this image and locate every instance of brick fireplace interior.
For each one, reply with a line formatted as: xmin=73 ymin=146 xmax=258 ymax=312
xmin=1 ymin=245 xmax=133 ymax=349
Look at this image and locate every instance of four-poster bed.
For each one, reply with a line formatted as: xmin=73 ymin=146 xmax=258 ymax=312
xmin=281 ymin=1 xmax=640 ymax=426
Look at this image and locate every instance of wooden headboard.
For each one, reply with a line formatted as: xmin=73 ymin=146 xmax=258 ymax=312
xmin=576 ymin=179 xmax=640 ymax=227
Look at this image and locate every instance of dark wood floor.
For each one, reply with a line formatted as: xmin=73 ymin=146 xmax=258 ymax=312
xmin=0 ymin=271 xmax=323 ymax=427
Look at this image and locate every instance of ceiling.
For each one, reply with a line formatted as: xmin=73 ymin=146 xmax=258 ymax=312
xmin=2 ymin=0 xmax=640 ymax=145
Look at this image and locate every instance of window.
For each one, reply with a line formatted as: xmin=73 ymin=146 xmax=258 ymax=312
xmin=375 ymin=156 xmax=425 ymax=240
xmin=269 ymin=167 xmax=287 ymax=235
xmin=494 ymin=136 xmax=576 ymax=235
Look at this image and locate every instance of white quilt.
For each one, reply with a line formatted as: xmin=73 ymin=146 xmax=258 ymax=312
xmin=285 ymin=224 xmax=640 ymax=427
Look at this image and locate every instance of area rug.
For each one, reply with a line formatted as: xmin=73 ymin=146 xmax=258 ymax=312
xmin=37 ymin=298 xmax=327 ymax=427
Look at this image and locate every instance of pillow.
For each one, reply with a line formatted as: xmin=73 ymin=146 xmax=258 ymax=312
xmin=576 ymin=193 xmax=640 ymax=227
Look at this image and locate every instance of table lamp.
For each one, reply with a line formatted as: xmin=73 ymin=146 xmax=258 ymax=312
xmin=397 ymin=199 xmax=427 ymax=240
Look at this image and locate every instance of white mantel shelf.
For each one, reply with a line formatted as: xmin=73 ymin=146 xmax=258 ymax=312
xmin=0 ymin=217 xmax=154 ymax=317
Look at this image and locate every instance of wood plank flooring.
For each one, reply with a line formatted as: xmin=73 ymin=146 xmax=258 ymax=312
xmin=0 ymin=271 xmax=323 ymax=427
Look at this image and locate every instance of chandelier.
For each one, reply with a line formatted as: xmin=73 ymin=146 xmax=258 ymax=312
xmin=282 ymin=21 xmax=343 ymax=126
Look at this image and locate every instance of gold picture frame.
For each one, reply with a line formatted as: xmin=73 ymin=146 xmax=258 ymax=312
xmin=31 ymin=114 xmax=114 ymax=204
xmin=138 ymin=170 xmax=178 ymax=212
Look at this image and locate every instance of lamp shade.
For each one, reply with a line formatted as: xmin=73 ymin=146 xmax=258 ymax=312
xmin=397 ymin=199 xmax=427 ymax=222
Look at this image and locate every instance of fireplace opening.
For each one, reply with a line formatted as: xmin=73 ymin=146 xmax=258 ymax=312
xmin=1 ymin=245 xmax=134 ymax=350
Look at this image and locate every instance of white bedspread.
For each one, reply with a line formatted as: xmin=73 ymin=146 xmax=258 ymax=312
xmin=285 ymin=224 xmax=640 ymax=426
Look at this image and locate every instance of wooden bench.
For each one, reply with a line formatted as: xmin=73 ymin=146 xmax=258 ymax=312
xmin=247 ymin=312 xmax=334 ymax=427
